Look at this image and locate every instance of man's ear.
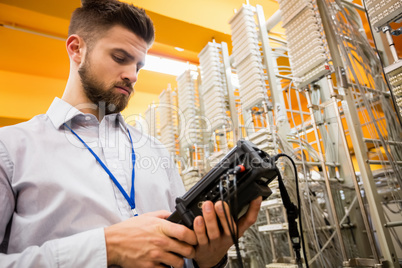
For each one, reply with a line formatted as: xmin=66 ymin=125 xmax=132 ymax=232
xmin=66 ymin=34 xmax=85 ymax=64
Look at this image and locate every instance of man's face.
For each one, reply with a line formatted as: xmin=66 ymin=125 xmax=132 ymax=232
xmin=78 ymin=25 xmax=148 ymax=114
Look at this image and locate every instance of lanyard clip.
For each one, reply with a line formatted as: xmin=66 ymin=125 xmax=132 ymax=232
xmin=132 ymin=208 xmax=138 ymax=217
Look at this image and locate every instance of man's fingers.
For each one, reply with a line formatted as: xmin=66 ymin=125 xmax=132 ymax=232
xmin=160 ymin=220 xmax=198 ymax=246
xmin=105 ymin=212 xmax=199 ymax=267
xmin=163 ymin=238 xmax=196 ymax=260
xmin=238 ymin=196 xmax=262 ymax=236
xmin=154 ymin=251 xmax=186 ymax=268
xmin=215 ymin=201 xmax=236 ymax=236
xmin=201 ymin=197 xmax=262 ymax=240
xmin=193 ymin=216 xmax=209 ymax=246
xmin=201 ymin=201 xmax=220 ymax=241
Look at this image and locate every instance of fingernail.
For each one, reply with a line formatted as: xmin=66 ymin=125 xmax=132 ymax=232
xmin=217 ymin=202 xmax=224 ymax=212
xmin=204 ymin=202 xmax=212 ymax=212
xmin=196 ymin=217 xmax=203 ymax=226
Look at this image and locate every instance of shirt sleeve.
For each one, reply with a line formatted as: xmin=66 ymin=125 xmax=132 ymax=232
xmin=0 ymin=140 xmax=16 ymax=248
xmin=58 ymin=228 xmax=107 ymax=268
xmin=0 ymin=228 xmax=107 ymax=268
xmin=0 ymin=141 xmax=107 ymax=268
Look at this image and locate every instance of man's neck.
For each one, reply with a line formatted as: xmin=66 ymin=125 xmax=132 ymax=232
xmin=62 ymin=89 xmax=103 ymax=121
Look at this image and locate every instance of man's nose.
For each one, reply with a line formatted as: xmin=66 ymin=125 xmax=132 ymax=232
xmin=121 ymin=65 xmax=138 ymax=84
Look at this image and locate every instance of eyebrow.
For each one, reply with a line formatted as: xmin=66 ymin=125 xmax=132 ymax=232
xmin=112 ymin=48 xmax=144 ymax=66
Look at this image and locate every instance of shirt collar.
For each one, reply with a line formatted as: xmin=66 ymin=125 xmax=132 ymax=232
xmin=46 ymin=97 xmax=127 ymax=129
xmin=47 ymin=97 xmax=82 ymax=129
xmin=114 ymin=113 xmax=127 ymax=128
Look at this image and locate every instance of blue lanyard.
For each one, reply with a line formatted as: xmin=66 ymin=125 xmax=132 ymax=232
xmin=64 ymin=123 xmax=138 ymax=216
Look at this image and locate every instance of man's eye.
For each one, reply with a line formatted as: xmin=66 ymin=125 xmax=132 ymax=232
xmin=113 ymin=55 xmax=125 ymax=63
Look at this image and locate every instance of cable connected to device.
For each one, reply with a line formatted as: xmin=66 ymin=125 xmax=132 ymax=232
xmin=274 ymin=153 xmax=308 ymax=268
xmin=220 ymin=166 xmax=244 ymax=268
xmin=219 ymin=154 xmax=308 ymax=268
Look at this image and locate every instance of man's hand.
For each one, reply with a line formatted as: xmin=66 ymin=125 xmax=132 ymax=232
xmin=104 ymin=210 xmax=197 ymax=268
xmin=192 ymin=197 xmax=262 ymax=268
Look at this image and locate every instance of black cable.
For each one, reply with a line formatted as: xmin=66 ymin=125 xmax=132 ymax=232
xmin=274 ymin=153 xmax=309 ymax=268
xmin=383 ymin=202 xmax=402 ymax=214
xmin=223 ymin=173 xmax=236 ymax=239
xmin=225 ymin=174 xmax=235 ymax=234
xmin=231 ymin=172 xmax=243 ymax=268
xmin=220 ymin=176 xmax=244 ymax=268
xmin=276 ymin=170 xmax=303 ymax=268
xmin=233 ymin=172 xmax=240 ymax=240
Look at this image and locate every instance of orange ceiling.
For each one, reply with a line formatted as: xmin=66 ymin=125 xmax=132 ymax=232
xmin=0 ymin=0 xmax=282 ymax=123
xmin=0 ymin=0 xmax=281 ymax=67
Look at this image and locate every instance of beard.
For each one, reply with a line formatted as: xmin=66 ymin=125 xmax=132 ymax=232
xmin=78 ymin=58 xmax=133 ymax=115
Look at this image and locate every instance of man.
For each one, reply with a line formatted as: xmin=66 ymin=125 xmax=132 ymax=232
xmin=0 ymin=0 xmax=261 ymax=267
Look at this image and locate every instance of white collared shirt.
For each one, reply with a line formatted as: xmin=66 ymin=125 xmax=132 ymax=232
xmin=0 ymin=97 xmax=186 ymax=267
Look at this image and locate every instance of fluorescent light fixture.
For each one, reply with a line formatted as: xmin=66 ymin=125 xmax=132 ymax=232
xmin=142 ymin=55 xmax=198 ymax=76
xmin=1 ymin=23 xmax=65 ymax=41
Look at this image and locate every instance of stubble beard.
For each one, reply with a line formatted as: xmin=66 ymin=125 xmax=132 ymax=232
xmin=78 ymin=57 xmax=132 ymax=115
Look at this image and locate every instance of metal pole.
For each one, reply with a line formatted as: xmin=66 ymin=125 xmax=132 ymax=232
xmin=385 ymin=221 xmax=402 ymax=228
xmin=248 ymin=109 xmax=255 ymax=134
xmin=336 ymin=67 xmax=399 ymax=267
xmin=317 ymin=0 xmax=399 ymax=265
xmin=263 ymin=101 xmax=276 ymax=151
xmin=326 ymin=75 xmax=380 ymax=263
xmin=265 ymin=209 xmax=277 ymax=260
xmin=305 ymin=88 xmax=349 ymax=262
xmin=265 ymin=9 xmax=282 ymax=31
xmin=256 ymin=5 xmax=291 ymax=137
xmin=221 ymin=42 xmax=240 ymax=142
xmin=382 ymin=26 xmax=400 ymax=63
xmin=340 ymin=0 xmax=365 ymax=11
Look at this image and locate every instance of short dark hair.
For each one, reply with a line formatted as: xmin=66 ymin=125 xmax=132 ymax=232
xmin=68 ymin=0 xmax=154 ymax=48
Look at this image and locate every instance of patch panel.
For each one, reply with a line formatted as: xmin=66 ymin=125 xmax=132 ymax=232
xmin=385 ymin=60 xmax=402 ymax=116
xmin=158 ymin=87 xmax=177 ymax=153
xmin=278 ymin=0 xmax=331 ymax=86
xmin=198 ymin=42 xmax=231 ymax=131
xmin=364 ymin=0 xmax=402 ymax=30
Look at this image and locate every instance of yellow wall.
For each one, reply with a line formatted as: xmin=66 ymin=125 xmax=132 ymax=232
xmin=0 ymin=2 xmax=179 ymax=127
xmin=0 ymin=70 xmax=65 ymax=122
xmin=122 ymin=91 xmax=160 ymax=124
xmin=0 ymin=69 xmax=160 ymax=126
